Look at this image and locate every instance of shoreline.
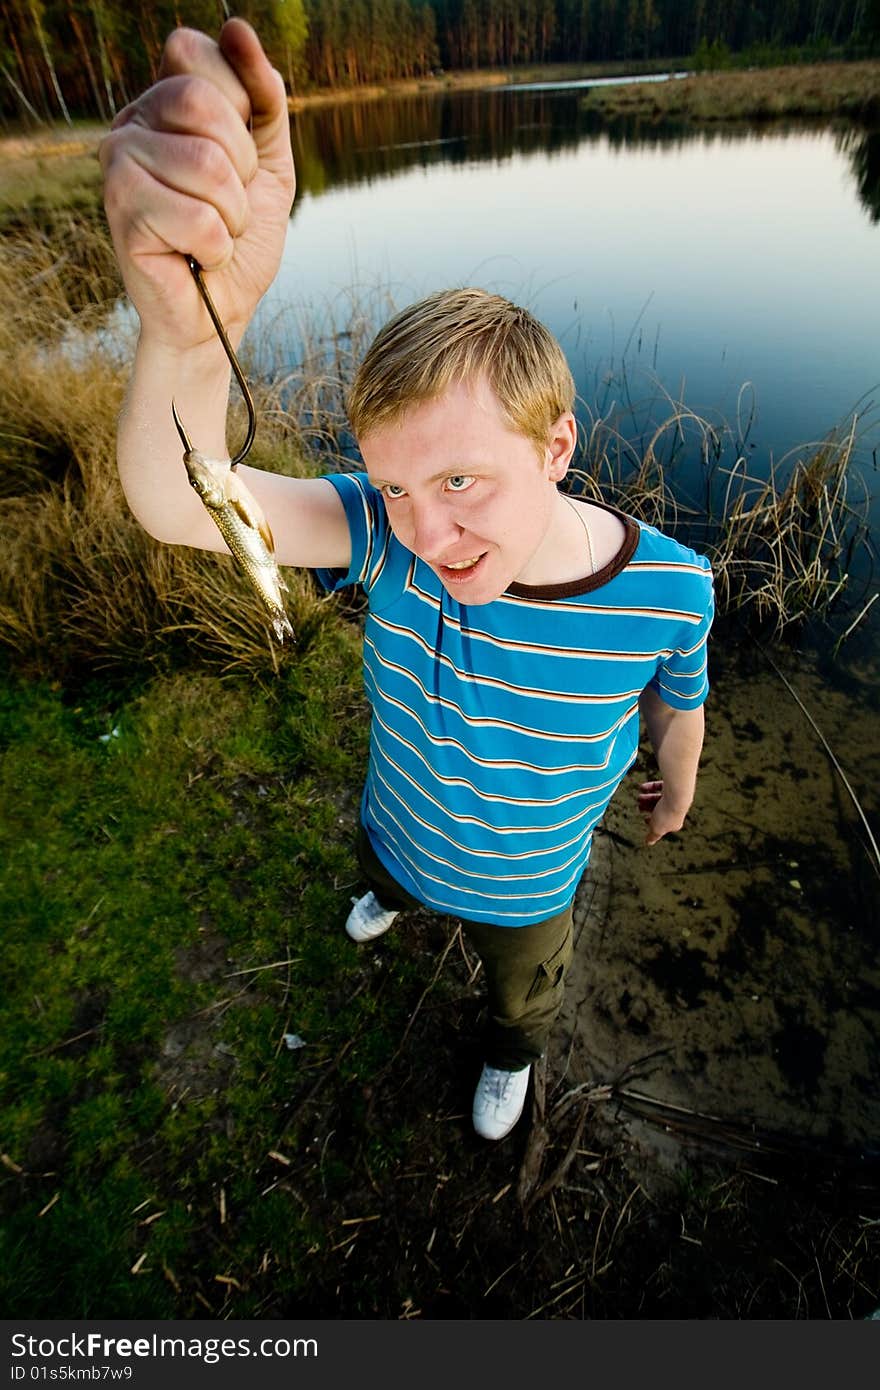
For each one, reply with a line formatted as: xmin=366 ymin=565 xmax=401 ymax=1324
xmin=285 ymin=56 xmax=684 ymax=111
xmin=2 ymin=56 xmax=877 ymax=166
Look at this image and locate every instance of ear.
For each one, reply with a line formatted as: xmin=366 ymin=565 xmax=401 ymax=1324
xmin=544 ymin=411 xmax=578 ymax=482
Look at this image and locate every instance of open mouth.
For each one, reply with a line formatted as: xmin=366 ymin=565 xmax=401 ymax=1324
xmin=436 ymin=552 xmax=487 ymax=584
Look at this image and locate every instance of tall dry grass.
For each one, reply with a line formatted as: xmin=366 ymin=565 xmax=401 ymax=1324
xmin=0 ymin=220 xmax=873 ymax=681
xmin=0 ymin=221 xmax=336 ymax=682
xmin=570 ymin=390 xmax=874 ymax=637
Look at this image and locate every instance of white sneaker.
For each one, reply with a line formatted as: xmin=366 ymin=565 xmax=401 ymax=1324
xmin=472 ymin=1063 xmax=531 ymax=1140
xmin=345 ymin=891 xmax=400 ymax=943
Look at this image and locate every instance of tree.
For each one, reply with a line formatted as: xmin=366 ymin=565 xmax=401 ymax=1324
xmin=25 ymin=0 xmax=71 ymax=122
xmin=270 ymin=0 xmax=309 ymax=92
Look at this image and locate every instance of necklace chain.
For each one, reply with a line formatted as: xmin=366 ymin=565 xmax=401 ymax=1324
xmin=564 ymin=495 xmax=596 ymax=576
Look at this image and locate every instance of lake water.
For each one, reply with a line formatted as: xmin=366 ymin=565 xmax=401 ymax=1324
xmin=261 ymin=81 xmax=880 ymax=554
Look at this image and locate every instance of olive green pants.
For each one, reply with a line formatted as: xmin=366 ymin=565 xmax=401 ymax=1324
xmin=356 ymin=825 xmax=574 ymax=1070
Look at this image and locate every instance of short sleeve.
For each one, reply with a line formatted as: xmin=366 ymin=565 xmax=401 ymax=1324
xmin=315 ymin=472 xmax=390 ymax=594
xmin=649 ymin=563 xmax=714 ymax=709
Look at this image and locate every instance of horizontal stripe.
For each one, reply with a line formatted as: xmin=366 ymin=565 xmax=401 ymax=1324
xmin=411 ymin=571 xmax=708 ymax=627
xmin=370 ymin=617 xmax=677 ymax=690
xmin=365 ymin=636 xmax=642 ymax=737
xmin=372 ymin=693 xmax=635 ymax=778
xmin=370 ymin=759 xmax=623 ymax=862
xmin=373 ymin=806 xmax=592 ymax=913
xmin=321 ymin=472 xmax=712 ymax=926
xmin=371 ymin=738 xmax=620 ymax=839
xmin=389 ymin=597 xmax=701 ymax=662
xmin=370 ymin=784 xmax=599 ymax=884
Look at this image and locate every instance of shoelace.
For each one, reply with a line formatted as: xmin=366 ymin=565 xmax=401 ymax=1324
xmin=482 ymin=1068 xmax=515 ymax=1102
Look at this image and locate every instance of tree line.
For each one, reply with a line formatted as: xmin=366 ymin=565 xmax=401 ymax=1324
xmin=2 ymin=0 xmax=879 ymax=125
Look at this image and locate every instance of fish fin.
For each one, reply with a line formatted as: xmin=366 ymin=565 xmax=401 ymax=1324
xmin=225 ymin=473 xmax=275 ymax=553
xmin=272 ymin=613 xmax=295 ymax=644
xmin=258 ymin=515 xmax=277 ymax=555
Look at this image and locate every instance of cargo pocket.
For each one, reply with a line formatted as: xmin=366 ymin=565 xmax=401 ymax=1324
xmin=525 ymin=935 xmax=570 ymax=1002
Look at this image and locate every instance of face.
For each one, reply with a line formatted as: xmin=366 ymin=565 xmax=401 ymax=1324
xmin=359 ymin=376 xmax=576 ymax=605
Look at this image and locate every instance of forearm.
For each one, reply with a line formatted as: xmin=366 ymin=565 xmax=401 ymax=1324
xmin=117 ymin=332 xmax=235 ymax=549
xmin=639 ymin=687 xmax=705 ymax=813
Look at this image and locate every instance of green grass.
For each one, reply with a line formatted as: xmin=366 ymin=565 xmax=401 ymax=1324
xmin=0 ymin=646 xmax=404 ymax=1316
xmin=0 ymin=125 xmax=105 ymax=231
xmin=581 ymin=59 xmax=880 ymax=123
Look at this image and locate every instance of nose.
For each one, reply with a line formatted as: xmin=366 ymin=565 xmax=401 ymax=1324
xmin=408 ymin=497 xmax=463 ymax=560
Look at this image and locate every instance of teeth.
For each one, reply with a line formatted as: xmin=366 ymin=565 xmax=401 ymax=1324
xmin=445 ymin=557 xmax=479 ymax=570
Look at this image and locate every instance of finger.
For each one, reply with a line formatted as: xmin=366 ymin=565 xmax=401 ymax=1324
xmin=105 ymin=125 xmax=251 ymax=242
xmin=158 ymin=27 xmax=252 ymax=124
xmin=218 ymin=18 xmax=292 ymax=176
xmin=113 ymin=77 xmax=258 ymax=187
xmin=638 ymin=780 xmax=663 ymax=793
xmin=113 ymin=168 xmax=237 ymax=276
xmin=643 ymin=811 xmax=666 ymax=845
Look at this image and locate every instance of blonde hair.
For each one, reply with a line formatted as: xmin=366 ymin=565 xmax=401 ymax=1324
xmin=347 ymin=288 xmax=575 ymax=453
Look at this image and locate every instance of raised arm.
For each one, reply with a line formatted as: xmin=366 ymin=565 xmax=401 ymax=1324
xmin=99 ymin=18 xmax=350 ymax=570
xmin=637 ymin=686 xmax=706 ymax=846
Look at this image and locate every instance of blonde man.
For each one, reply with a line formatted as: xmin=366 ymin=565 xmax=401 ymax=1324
xmin=101 ymin=20 xmax=712 ymax=1141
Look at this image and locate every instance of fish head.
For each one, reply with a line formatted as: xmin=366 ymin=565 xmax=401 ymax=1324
xmin=182 ymin=449 xmax=230 ymax=510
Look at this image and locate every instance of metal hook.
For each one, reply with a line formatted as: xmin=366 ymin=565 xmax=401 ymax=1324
xmin=185 ymin=254 xmax=256 ymax=469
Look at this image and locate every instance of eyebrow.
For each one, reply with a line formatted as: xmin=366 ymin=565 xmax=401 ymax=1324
xmin=369 ymin=467 xmax=482 ymax=488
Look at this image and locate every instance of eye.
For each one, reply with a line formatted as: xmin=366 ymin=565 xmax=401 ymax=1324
xmin=446 ymin=475 xmax=475 ymax=493
xmin=381 ymin=483 xmax=407 ymax=500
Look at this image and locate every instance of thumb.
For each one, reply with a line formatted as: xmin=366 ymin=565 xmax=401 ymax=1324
xmin=219 ymin=19 xmax=293 ymax=179
xmin=643 ymin=805 xmax=664 ymax=846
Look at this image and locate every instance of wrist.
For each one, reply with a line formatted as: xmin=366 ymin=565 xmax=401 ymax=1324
xmin=657 ymin=782 xmax=695 ymax=816
xmin=124 ymin=333 xmax=235 ymax=465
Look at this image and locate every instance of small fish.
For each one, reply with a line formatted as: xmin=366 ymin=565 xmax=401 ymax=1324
xmin=172 ymin=402 xmax=294 ymax=644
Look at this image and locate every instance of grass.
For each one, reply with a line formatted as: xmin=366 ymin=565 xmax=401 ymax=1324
xmin=581 ymin=60 xmax=880 ymax=123
xmin=2 ymin=667 xmax=878 ymax=1318
xmin=0 ymin=654 xmax=381 ymax=1316
xmin=286 ymin=55 xmax=692 ymax=110
xmin=0 ymin=124 xmax=105 ymax=232
xmin=570 ymin=389 xmax=875 ymax=639
xmin=0 ymin=224 xmax=346 ymax=681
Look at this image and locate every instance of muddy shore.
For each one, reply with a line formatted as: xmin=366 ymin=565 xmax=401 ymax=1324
xmin=557 ymin=633 xmax=880 ymax=1188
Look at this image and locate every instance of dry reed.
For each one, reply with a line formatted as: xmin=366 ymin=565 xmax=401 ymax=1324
xmin=0 ymin=222 xmax=336 ymax=681
xmin=570 ymin=387 xmax=873 ymax=637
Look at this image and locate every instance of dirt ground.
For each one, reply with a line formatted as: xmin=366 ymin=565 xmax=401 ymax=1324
xmin=556 ymin=634 xmax=880 ymax=1188
xmin=268 ymin=631 xmax=880 ymax=1319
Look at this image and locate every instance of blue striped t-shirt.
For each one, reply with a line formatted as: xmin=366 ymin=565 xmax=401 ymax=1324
xmin=319 ymin=473 xmax=713 ymax=927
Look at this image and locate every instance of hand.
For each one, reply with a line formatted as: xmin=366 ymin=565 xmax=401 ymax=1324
xmin=637 ymin=779 xmax=689 ymax=846
xmin=99 ymin=19 xmax=295 ymax=352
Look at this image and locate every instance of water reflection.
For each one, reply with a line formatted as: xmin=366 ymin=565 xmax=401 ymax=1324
xmin=291 ymin=85 xmax=880 ymax=224
xmin=839 ymin=127 xmax=880 ymax=223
